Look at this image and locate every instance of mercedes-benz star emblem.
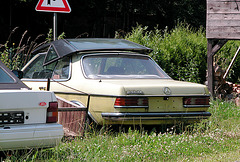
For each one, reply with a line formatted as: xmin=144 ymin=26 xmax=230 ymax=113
xmin=163 ymin=87 xmax=171 ymax=95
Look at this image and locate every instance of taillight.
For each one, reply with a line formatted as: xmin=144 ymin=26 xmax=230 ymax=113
xmin=114 ymin=97 xmax=148 ymax=108
xmin=47 ymin=102 xmax=58 ymax=123
xmin=183 ymin=97 xmax=210 ymax=108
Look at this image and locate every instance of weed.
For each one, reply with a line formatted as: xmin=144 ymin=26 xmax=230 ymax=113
xmin=0 ymin=27 xmax=66 ymax=70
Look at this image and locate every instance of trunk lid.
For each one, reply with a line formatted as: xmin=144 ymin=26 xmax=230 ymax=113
xmin=102 ymin=79 xmax=210 ymax=113
xmin=100 ymin=79 xmax=208 ymax=95
xmin=0 ymin=90 xmax=56 ymax=125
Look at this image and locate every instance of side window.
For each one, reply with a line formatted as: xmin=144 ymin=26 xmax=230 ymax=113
xmin=44 ymin=46 xmax=59 ymax=64
xmin=23 ymin=54 xmax=57 ymax=79
xmin=52 ymin=57 xmax=70 ymax=79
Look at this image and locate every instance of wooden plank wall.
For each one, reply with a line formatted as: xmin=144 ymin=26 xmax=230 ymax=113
xmin=57 ymin=96 xmax=87 ymax=136
xmin=207 ymin=0 xmax=240 ymax=39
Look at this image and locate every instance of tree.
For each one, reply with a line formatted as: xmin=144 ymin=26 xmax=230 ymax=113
xmin=0 ymin=0 xmax=206 ymax=43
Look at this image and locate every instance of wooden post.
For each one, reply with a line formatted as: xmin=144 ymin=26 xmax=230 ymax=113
xmin=206 ymin=39 xmax=227 ymax=97
xmin=207 ymin=39 xmax=214 ymax=97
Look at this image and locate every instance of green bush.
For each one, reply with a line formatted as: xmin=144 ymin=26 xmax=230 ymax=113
xmin=122 ymin=24 xmax=240 ymax=84
xmin=121 ymin=24 xmax=207 ymax=83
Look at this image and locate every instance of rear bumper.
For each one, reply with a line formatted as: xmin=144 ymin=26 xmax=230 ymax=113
xmin=0 ymin=123 xmax=63 ymax=151
xmin=102 ymin=112 xmax=211 ymax=122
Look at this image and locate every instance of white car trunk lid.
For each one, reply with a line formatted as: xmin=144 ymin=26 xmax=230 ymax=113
xmin=0 ymin=90 xmax=55 ymax=124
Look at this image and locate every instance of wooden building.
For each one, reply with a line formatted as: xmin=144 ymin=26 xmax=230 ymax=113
xmin=206 ymin=0 xmax=240 ymax=96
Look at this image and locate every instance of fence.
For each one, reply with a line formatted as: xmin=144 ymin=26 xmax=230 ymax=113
xmin=57 ymin=96 xmax=88 ymax=136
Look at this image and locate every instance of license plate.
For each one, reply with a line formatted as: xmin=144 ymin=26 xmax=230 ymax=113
xmin=0 ymin=111 xmax=24 ymax=124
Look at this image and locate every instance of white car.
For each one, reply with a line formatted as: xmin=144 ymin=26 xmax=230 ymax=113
xmin=0 ymin=60 xmax=63 ymax=151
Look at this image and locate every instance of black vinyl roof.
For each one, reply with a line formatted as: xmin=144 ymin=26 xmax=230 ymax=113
xmin=0 ymin=60 xmax=29 ymax=90
xmin=32 ymin=38 xmax=153 ymax=65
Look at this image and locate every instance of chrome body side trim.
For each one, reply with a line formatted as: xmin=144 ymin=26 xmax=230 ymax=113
xmin=53 ymin=91 xmax=211 ymax=98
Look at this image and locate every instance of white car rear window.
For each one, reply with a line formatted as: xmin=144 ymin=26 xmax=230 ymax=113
xmin=0 ymin=68 xmax=14 ymax=83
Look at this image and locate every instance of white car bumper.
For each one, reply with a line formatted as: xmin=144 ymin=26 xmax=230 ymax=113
xmin=0 ymin=123 xmax=63 ymax=151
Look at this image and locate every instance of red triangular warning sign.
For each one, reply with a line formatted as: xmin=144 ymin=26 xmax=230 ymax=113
xmin=36 ymin=0 xmax=71 ymax=13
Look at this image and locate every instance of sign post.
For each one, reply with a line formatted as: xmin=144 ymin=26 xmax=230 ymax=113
xmin=35 ymin=0 xmax=71 ymax=40
xmin=53 ymin=13 xmax=57 ymax=40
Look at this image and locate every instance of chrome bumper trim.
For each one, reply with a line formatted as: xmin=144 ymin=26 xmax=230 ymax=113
xmin=183 ymin=105 xmax=210 ymax=108
xmin=114 ymin=106 xmax=148 ymax=108
xmin=102 ymin=112 xmax=211 ymax=120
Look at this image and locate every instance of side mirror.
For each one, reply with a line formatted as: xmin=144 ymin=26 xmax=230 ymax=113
xmin=12 ymin=70 xmax=23 ymax=79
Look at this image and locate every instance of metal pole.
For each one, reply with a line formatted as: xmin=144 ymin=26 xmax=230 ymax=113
xmin=47 ymin=78 xmax=50 ymax=91
xmin=53 ymin=12 xmax=57 ymax=41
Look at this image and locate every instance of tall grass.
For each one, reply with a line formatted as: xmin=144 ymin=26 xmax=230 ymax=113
xmin=0 ymin=27 xmax=47 ymax=70
xmin=3 ymin=100 xmax=240 ymax=161
xmin=0 ymin=28 xmax=66 ymax=70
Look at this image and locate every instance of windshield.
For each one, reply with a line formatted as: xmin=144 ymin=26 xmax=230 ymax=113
xmin=82 ymin=54 xmax=170 ymax=79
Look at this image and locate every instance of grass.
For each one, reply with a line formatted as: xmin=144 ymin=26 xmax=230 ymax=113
xmin=3 ymin=99 xmax=240 ymax=161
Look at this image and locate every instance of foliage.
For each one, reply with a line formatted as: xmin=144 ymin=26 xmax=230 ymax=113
xmin=120 ymin=23 xmax=207 ymax=83
xmin=4 ymin=100 xmax=240 ymax=161
xmin=0 ymin=28 xmax=66 ymax=70
xmin=0 ymin=42 xmax=21 ymax=70
xmin=0 ymin=0 xmax=206 ymax=42
xmin=46 ymin=29 xmax=66 ymax=43
xmin=121 ymin=24 xmax=240 ymax=84
xmin=0 ymin=27 xmax=46 ymax=70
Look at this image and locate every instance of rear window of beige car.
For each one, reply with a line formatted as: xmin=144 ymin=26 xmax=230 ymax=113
xmin=82 ymin=54 xmax=170 ymax=79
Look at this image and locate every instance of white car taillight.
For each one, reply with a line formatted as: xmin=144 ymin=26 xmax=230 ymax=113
xmin=183 ymin=96 xmax=210 ymax=108
xmin=47 ymin=102 xmax=58 ymax=123
xmin=114 ymin=97 xmax=148 ymax=108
